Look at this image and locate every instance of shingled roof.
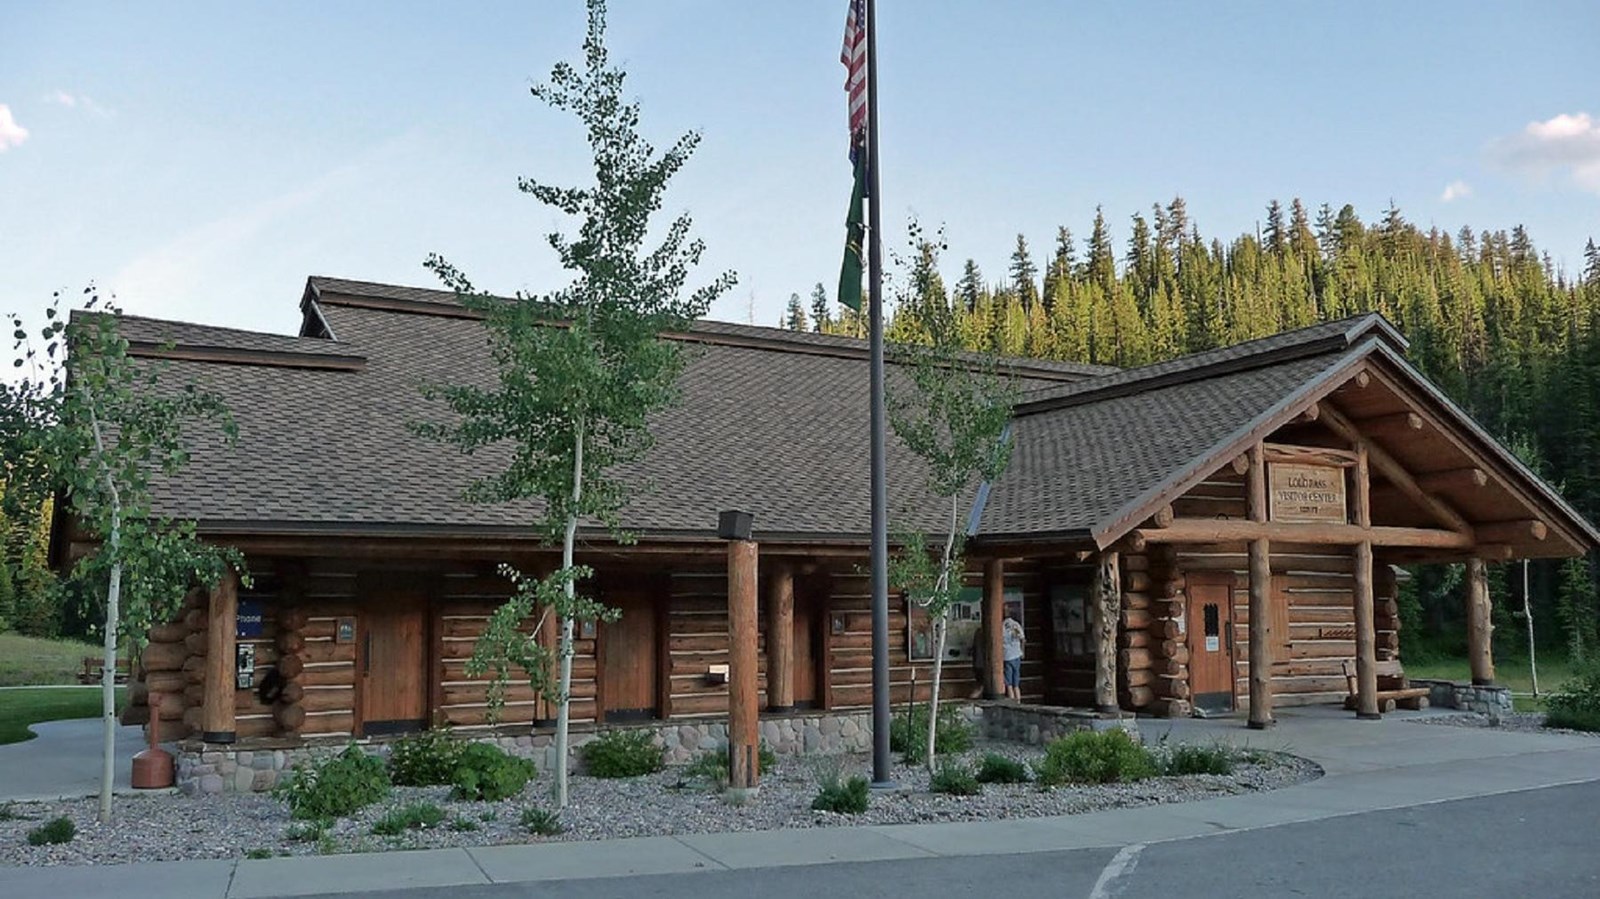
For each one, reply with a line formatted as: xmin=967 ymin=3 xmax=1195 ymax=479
xmin=108 ymin=277 xmax=1597 ymax=555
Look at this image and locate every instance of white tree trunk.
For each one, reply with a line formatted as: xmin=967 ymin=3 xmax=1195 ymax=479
xmin=924 ymin=496 xmax=961 ymax=771
xmin=99 ymin=556 xmax=121 ymax=824
xmin=553 ymin=426 xmax=585 ymax=809
xmin=1524 ymin=560 xmax=1539 ymax=697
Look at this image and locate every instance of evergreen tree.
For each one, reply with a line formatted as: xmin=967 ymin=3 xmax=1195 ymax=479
xmin=1009 ymin=234 xmax=1039 ymax=311
xmin=955 ymin=259 xmax=984 ymax=314
xmin=1264 ymin=200 xmax=1286 ymax=256
xmin=809 ymin=282 xmax=832 ymax=333
xmin=783 ymin=293 xmax=808 ymax=332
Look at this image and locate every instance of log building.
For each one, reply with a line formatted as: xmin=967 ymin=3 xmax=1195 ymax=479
xmin=63 ymin=277 xmax=1598 ymax=777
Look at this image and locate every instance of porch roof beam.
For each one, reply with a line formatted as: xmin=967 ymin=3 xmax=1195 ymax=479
xmin=1134 ymin=519 xmax=1474 ymax=549
xmin=1316 ymin=401 xmax=1474 ymax=536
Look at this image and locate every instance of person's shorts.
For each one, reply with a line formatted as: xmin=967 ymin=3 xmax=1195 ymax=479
xmin=1003 ymin=658 xmax=1021 ymax=687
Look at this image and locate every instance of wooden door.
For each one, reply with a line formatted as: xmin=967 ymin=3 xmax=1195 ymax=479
xmin=793 ymin=583 xmax=818 ymax=707
xmin=359 ymin=587 xmax=428 ymax=736
xmin=1186 ymin=572 xmax=1236 ymax=713
xmin=601 ymin=587 xmax=658 ymax=721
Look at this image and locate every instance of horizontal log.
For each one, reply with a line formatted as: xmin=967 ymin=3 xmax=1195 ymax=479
xmin=1120 ymin=630 xmax=1150 ymax=649
xmin=277 ymin=631 xmax=305 ymax=654
xmin=1122 ymin=591 xmax=1151 ymax=610
xmin=1417 ymin=468 xmax=1487 ymax=493
xmin=1156 ymin=658 xmax=1188 ymax=677
xmin=1173 ymin=497 xmax=1248 ymax=519
xmin=301 ymin=711 xmax=355 ymax=735
xmin=1357 ymin=411 xmax=1424 ymax=433
xmin=236 ymin=716 xmax=279 ymax=739
xmin=1263 ymin=442 xmax=1359 ymax=468
xmin=276 ymin=653 xmax=305 ymax=679
xmin=303 ymin=641 xmax=357 ymax=664
xmin=184 ymin=631 xmax=209 ymax=656
xmin=142 ymin=642 xmax=188 ymax=673
xmin=1123 ymin=571 xmax=1152 ymax=593
xmin=1150 ymin=619 xmax=1181 ymax=640
xmin=1137 ymin=521 xmax=1473 ymax=549
xmin=1289 ymin=642 xmax=1359 ymax=660
xmin=1122 ymin=608 xmax=1152 ymax=630
xmin=1122 ymin=554 xmax=1150 ymax=572
xmin=149 ymin=622 xmax=189 ymax=643
xmin=1474 ymin=520 xmax=1547 ymax=543
xmin=1124 ymin=668 xmax=1154 ymax=688
xmin=1147 ymin=698 xmax=1192 ymax=718
xmin=295 ymin=665 xmax=350 ymax=687
xmin=1156 ymin=577 xmax=1185 ymax=599
xmin=278 ymin=681 xmax=305 ymax=704
xmin=1126 ymin=684 xmax=1155 ymax=707
xmin=1155 ymin=676 xmax=1191 ymax=699
xmin=301 ymin=686 xmax=355 ymax=714
xmin=1120 ymin=648 xmax=1153 ymax=670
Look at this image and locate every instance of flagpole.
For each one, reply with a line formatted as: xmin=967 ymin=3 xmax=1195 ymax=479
xmin=864 ymin=0 xmax=893 ymax=789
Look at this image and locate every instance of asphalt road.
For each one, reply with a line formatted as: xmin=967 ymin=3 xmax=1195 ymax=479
xmin=275 ymin=780 xmax=1600 ymax=899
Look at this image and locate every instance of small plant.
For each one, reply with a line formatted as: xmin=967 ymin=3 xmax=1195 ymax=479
xmin=520 ymin=806 xmax=565 ymax=836
xmin=0 ymin=801 xmax=25 ymax=821
xmin=388 ymin=729 xmax=466 ymax=786
xmin=272 ymin=745 xmax=391 ymax=820
xmin=447 ymin=816 xmax=480 ymax=833
xmin=929 ymin=763 xmax=981 ymax=796
xmin=1545 ymin=663 xmax=1600 ymax=733
xmin=285 ymin=820 xmax=328 ymax=843
xmin=889 ymin=703 xmax=974 ymax=764
xmin=244 ymin=848 xmax=274 ymax=860
xmin=371 ymin=801 xmax=446 ymax=836
xmin=1036 ymin=730 xmax=1156 ymax=786
xmin=811 ymin=775 xmax=870 ymax=814
xmin=26 ymin=816 xmax=75 ymax=846
xmin=683 ymin=743 xmax=778 ymax=784
xmin=1162 ymin=743 xmax=1236 ymax=776
xmin=975 ymin=752 xmax=1031 ymax=784
xmin=582 ymin=729 xmax=664 ymax=778
xmin=451 ymin=743 xmax=536 ymax=801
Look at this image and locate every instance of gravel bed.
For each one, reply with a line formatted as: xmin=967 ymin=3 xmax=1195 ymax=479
xmin=1408 ymin=710 xmax=1600 ymax=738
xmin=0 ymin=741 xmax=1320 ymax=867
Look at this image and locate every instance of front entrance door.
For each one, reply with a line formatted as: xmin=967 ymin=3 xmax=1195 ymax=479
xmin=1186 ymin=572 xmax=1236 ymax=713
xmin=601 ymin=586 xmax=658 ymax=721
xmin=358 ymin=584 xmax=429 ymax=736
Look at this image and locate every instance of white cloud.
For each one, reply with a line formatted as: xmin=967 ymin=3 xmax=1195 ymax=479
xmin=43 ymin=89 xmax=110 ymax=116
xmin=1440 ymin=180 xmax=1472 ymax=202
xmin=1489 ymin=111 xmax=1600 ymax=195
xmin=0 ymin=104 xmax=29 ymax=151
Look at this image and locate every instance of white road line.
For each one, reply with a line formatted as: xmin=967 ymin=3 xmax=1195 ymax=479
xmin=1088 ymin=843 xmax=1145 ymax=899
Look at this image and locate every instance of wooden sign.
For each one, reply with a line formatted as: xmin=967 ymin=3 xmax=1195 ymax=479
xmin=1268 ymin=462 xmax=1347 ymax=523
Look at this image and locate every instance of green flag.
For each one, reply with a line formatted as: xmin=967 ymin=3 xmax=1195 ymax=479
xmin=837 ymin=153 xmax=866 ymax=312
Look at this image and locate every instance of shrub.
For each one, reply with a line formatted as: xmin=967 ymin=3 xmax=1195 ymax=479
xmin=683 ymin=743 xmax=778 ymax=784
xmin=929 ymin=763 xmax=981 ymax=796
xmin=447 ymin=816 xmax=479 ymax=833
xmin=975 ymin=753 xmax=1031 ymax=784
xmin=1545 ymin=663 xmax=1600 ymax=733
xmin=26 ymin=816 xmax=75 ymax=846
xmin=244 ymin=848 xmax=274 ymax=860
xmin=811 ymin=775 xmax=870 ymax=814
xmin=285 ymin=820 xmax=328 ymax=843
xmin=520 ymin=807 xmax=565 ymax=836
xmin=371 ymin=801 xmax=446 ymax=836
xmin=582 ymin=730 xmax=664 ymax=778
xmin=1036 ymin=730 xmax=1156 ymax=786
xmin=388 ymin=729 xmax=466 ymax=786
xmin=451 ymin=743 xmax=536 ymax=801
xmin=273 ymin=745 xmax=391 ymax=820
xmin=889 ymin=703 xmax=975 ymax=764
xmin=1162 ymin=743 xmax=1236 ymax=777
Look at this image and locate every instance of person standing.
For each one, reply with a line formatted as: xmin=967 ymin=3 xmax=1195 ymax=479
xmin=1002 ymin=613 xmax=1024 ymax=701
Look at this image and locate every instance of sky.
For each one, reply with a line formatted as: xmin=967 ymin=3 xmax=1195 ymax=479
xmin=2 ymin=2 xmax=1598 ymax=337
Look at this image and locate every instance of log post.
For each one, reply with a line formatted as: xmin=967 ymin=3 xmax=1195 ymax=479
xmin=1352 ymin=445 xmax=1380 ymax=719
xmin=983 ymin=558 xmax=1005 ymax=700
xmin=1466 ymin=557 xmax=1495 ymax=685
xmin=1093 ymin=551 xmax=1121 ymax=713
xmin=766 ymin=562 xmax=795 ymax=713
xmin=201 ymin=568 xmax=240 ymax=743
xmin=727 ymin=537 xmax=760 ymax=791
xmin=1247 ymin=442 xmax=1274 ymax=729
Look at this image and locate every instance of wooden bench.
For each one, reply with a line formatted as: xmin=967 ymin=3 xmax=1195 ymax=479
xmin=77 ymin=656 xmax=130 ymax=685
xmin=1342 ymin=659 xmax=1429 ymax=713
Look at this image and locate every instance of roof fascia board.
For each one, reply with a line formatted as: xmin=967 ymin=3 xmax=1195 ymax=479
xmin=127 ymin=341 xmax=366 ymax=372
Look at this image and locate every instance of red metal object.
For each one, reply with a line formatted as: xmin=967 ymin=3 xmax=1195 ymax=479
xmin=131 ymin=695 xmax=175 ymax=789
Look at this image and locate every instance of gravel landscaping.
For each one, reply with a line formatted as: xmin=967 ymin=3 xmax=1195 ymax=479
xmin=1408 ymin=710 xmax=1600 ymax=738
xmin=0 ymin=739 xmax=1320 ymax=867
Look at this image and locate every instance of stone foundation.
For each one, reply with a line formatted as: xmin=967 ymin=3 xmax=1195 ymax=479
xmin=980 ymin=701 xmax=1139 ymax=745
xmin=1414 ymin=680 xmax=1515 ymax=721
xmin=175 ymin=709 xmax=875 ymax=795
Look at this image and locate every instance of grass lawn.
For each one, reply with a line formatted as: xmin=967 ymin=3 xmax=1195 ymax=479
xmin=0 ymin=685 xmax=126 ymax=745
xmin=0 ymin=632 xmax=110 ymax=686
xmin=1403 ymin=655 xmax=1580 ymax=713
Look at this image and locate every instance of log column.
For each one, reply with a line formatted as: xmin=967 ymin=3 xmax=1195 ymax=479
xmin=1352 ymin=445 xmax=1380 ymax=719
xmin=983 ymin=558 xmax=1005 ymax=700
xmin=766 ymin=562 xmax=795 ymax=713
xmin=1246 ymin=443 xmax=1275 ymax=729
xmin=201 ymin=568 xmax=240 ymax=744
xmin=1466 ymin=558 xmax=1495 ymax=685
xmin=727 ymin=538 xmax=760 ymax=791
xmin=1093 ymin=551 xmax=1121 ymax=713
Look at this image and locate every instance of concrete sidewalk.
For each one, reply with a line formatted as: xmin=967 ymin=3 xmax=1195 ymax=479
xmin=3 ymin=707 xmax=1597 ymax=898
xmin=0 ymin=718 xmax=146 ymax=802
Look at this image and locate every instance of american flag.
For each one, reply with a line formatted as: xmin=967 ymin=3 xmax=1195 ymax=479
xmin=841 ymin=0 xmax=867 ymax=151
